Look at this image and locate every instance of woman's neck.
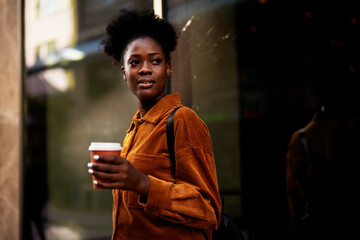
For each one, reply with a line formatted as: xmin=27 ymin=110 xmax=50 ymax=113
xmin=138 ymin=101 xmax=154 ymax=118
xmin=137 ymin=95 xmax=165 ymax=118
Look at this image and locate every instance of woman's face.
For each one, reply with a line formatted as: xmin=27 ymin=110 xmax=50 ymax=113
xmin=122 ymin=37 xmax=170 ymax=103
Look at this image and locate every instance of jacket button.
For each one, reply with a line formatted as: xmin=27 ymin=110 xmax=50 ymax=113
xmin=151 ymin=206 xmax=158 ymax=212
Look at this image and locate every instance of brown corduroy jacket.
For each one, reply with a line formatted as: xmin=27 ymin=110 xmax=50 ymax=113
xmin=286 ymin=110 xmax=359 ymax=239
xmin=112 ymin=93 xmax=221 ymax=240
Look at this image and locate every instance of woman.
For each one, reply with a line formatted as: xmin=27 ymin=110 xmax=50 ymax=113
xmin=286 ymin=49 xmax=360 ymax=240
xmin=87 ymin=9 xmax=221 ymax=240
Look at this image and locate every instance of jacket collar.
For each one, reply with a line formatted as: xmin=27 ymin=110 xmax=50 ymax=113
xmin=141 ymin=93 xmax=182 ymax=124
xmin=127 ymin=93 xmax=182 ymax=133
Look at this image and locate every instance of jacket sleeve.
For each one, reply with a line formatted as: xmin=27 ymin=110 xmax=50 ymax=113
xmin=286 ymin=130 xmax=309 ymax=232
xmin=139 ymin=107 xmax=222 ymax=230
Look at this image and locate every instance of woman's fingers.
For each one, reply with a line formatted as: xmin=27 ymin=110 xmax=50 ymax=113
xmin=88 ymin=155 xmax=126 ymax=172
xmin=89 ymin=169 xmax=118 ymax=181
xmin=87 ymin=155 xmax=149 ymax=195
xmin=88 ymin=161 xmax=120 ymax=173
xmin=90 ymin=170 xmax=130 ymax=189
xmin=93 ymin=179 xmax=126 ymax=189
xmin=88 ymin=160 xmax=128 ymax=182
xmin=93 ymin=154 xmax=122 ymax=163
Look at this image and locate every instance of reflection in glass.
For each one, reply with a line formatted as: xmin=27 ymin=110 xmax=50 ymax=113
xmin=168 ymin=0 xmax=243 ymax=218
xmin=25 ymin=1 xmax=151 ymax=239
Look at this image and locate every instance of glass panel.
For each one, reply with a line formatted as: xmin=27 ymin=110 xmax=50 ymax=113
xmin=167 ymin=1 xmax=358 ymax=238
xmin=168 ymin=0 xmax=243 ymax=218
xmin=26 ymin=1 xmax=357 ymax=239
xmin=24 ymin=1 xmax=152 ymax=239
xmin=37 ymin=0 xmax=60 ymax=17
xmin=26 ymin=55 xmax=138 ymax=240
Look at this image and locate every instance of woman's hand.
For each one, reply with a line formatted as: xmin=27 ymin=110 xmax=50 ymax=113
xmin=87 ymin=155 xmax=149 ymax=197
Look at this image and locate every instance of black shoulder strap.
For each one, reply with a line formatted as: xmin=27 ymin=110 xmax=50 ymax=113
xmin=166 ymin=106 xmax=209 ymax=240
xmin=166 ymin=107 xmax=243 ymax=240
xmin=166 ymin=107 xmax=182 ymax=178
xmin=298 ymin=128 xmax=311 ymax=161
xmin=298 ymin=128 xmax=314 ymax=221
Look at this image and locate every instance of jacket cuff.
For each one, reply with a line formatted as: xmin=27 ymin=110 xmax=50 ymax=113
xmin=138 ymin=175 xmax=172 ymax=216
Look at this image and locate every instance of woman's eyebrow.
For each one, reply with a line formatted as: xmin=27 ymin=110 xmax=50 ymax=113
xmin=129 ymin=52 xmax=161 ymax=58
xmin=148 ymin=52 xmax=160 ymax=56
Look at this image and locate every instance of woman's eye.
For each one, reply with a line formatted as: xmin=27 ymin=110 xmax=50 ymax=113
xmin=129 ymin=60 xmax=140 ymax=65
xmin=151 ymin=58 xmax=162 ymax=64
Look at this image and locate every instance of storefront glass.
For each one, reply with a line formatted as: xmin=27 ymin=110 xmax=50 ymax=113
xmin=24 ymin=0 xmax=358 ymax=239
xmin=168 ymin=0 xmax=243 ymax=217
xmin=25 ymin=1 xmax=151 ymax=239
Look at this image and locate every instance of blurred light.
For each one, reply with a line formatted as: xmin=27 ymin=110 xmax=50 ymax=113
xmin=351 ymin=18 xmax=358 ymax=24
xmin=182 ymin=16 xmax=194 ymax=32
xmin=41 ymin=68 xmax=73 ymax=92
xmin=305 ymin=11 xmax=312 ymax=18
xmin=153 ymin=0 xmax=163 ymax=18
xmin=258 ymin=0 xmax=267 ymax=4
xmin=349 ymin=65 xmax=354 ymax=72
xmin=44 ymin=54 xmax=60 ymax=66
xmin=250 ymin=25 xmax=258 ymax=33
xmin=61 ymin=48 xmax=85 ymax=61
xmin=329 ymin=40 xmax=343 ymax=47
xmin=222 ymin=33 xmax=231 ymax=40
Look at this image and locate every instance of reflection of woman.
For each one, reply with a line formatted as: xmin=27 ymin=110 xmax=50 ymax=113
xmin=286 ymin=49 xmax=360 ymax=240
xmin=87 ymin=9 xmax=221 ymax=239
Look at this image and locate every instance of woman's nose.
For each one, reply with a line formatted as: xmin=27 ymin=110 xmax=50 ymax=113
xmin=139 ymin=62 xmax=152 ymax=75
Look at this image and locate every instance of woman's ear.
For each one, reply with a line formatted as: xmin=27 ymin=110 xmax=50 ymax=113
xmin=122 ymin=66 xmax=127 ymax=81
xmin=166 ymin=63 xmax=171 ymax=78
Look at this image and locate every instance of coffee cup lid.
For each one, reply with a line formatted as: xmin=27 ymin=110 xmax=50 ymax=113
xmin=88 ymin=142 xmax=122 ymax=151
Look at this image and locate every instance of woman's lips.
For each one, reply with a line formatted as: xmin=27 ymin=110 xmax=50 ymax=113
xmin=138 ymin=79 xmax=155 ymax=88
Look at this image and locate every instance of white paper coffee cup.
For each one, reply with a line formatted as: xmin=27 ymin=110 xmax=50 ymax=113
xmin=88 ymin=142 xmax=122 ymax=189
xmin=88 ymin=142 xmax=122 ymax=151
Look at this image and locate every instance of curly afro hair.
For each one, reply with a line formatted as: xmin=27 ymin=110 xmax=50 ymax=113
xmin=101 ymin=9 xmax=179 ymax=65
